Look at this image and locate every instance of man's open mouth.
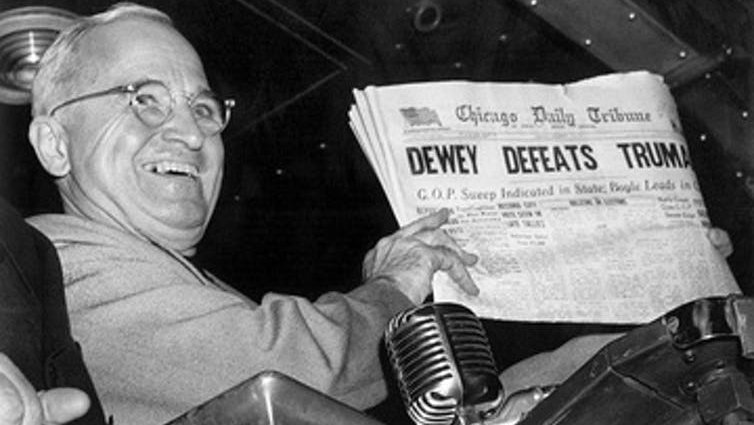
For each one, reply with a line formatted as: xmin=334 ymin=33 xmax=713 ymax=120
xmin=143 ymin=161 xmax=199 ymax=178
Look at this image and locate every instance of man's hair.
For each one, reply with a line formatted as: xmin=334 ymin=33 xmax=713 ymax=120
xmin=31 ymin=2 xmax=173 ymax=117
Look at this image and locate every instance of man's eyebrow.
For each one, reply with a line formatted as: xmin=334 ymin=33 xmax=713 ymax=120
xmin=182 ymin=82 xmax=215 ymax=95
xmin=133 ymin=77 xmax=162 ymax=86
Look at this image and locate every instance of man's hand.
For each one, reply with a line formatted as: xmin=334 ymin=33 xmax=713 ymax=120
xmin=495 ymin=386 xmax=557 ymax=425
xmin=708 ymin=227 xmax=733 ymax=258
xmin=362 ymin=209 xmax=479 ymax=304
xmin=0 ymin=354 xmax=89 ymax=425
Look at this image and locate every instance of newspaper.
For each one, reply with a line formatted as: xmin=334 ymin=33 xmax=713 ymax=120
xmin=349 ymin=71 xmax=740 ymax=324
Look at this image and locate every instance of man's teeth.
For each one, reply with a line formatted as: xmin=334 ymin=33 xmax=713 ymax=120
xmin=145 ymin=162 xmax=198 ymax=177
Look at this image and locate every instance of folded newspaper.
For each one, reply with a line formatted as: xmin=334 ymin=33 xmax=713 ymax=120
xmin=349 ymin=71 xmax=740 ymax=324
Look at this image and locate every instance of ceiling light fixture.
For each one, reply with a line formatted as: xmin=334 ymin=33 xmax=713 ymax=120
xmin=0 ymin=6 xmax=77 ymax=105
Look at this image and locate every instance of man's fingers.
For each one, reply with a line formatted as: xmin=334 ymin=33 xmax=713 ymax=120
xmin=39 ymin=389 xmax=89 ymax=425
xmin=361 ymin=247 xmax=376 ymax=280
xmin=0 ymin=373 xmax=24 ymax=425
xmin=396 ymin=209 xmax=450 ymax=237
xmin=413 ymin=228 xmax=478 ymax=266
xmin=707 ymin=227 xmax=733 ymax=258
xmin=363 ymin=209 xmax=479 ymax=301
xmin=495 ymin=386 xmax=555 ymax=425
xmin=434 ymin=246 xmax=480 ymax=296
xmin=0 ymin=354 xmax=88 ymax=425
xmin=0 ymin=353 xmax=41 ymax=425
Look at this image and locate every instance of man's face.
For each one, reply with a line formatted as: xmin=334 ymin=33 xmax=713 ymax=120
xmin=57 ymin=18 xmax=224 ymax=256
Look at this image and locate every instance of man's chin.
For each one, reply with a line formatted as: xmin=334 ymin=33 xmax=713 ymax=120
xmin=147 ymin=227 xmax=204 ymax=256
xmin=138 ymin=213 xmax=208 ymax=255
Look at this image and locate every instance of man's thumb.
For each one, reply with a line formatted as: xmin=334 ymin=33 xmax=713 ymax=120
xmin=39 ymin=389 xmax=89 ymax=425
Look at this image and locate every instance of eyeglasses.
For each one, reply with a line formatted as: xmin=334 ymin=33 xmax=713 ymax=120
xmin=48 ymin=80 xmax=235 ymax=136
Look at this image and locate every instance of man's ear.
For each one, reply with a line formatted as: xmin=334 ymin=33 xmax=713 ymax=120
xmin=28 ymin=116 xmax=71 ymax=177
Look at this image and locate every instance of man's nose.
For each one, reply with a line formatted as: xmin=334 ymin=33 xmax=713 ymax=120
xmin=162 ymin=103 xmax=205 ymax=149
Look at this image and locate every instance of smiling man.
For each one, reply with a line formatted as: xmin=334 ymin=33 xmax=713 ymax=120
xmin=23 ymin=3 xmax=479 ymax=424
xmin=28 ymin=6 xmax=224 ymax=257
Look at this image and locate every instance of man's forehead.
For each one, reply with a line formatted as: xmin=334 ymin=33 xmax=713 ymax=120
xmin=82 ymin=18 xmax=209 ymax=89
xmin=86 ymin=18 xmax=192 ymax=60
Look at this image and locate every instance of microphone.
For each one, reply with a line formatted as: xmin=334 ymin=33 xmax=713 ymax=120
xmin=384 ymin=302 xmax=504 ymax=425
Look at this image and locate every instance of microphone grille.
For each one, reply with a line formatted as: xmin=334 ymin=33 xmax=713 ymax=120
xmin=385 ymin=303 xmax=503 ymax=425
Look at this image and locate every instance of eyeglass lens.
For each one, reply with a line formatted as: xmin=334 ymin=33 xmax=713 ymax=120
xmin=131 ymin=82 xmax=228 ymax=134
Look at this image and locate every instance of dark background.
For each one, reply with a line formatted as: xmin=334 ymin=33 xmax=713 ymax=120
xmin=0 ymin=1 xmax=753 ymax=422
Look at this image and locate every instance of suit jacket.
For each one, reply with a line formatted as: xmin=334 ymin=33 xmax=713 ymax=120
xmin=0 ymin=197 xmax=105 ymax=425
xmin=28 ymin=212 xmax=416 ymax=424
